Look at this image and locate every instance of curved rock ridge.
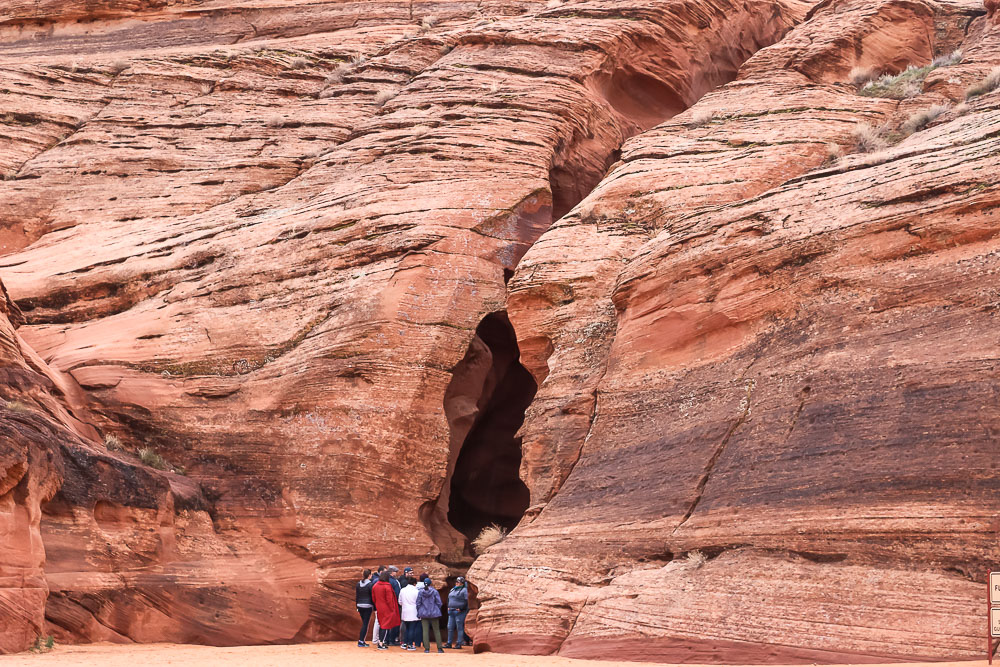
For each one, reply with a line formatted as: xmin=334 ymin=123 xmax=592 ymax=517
xmin=0 ymin=0 xmax=996 ymax=661
xmin=472 ymin=0 xmax=1000 ymax=661
xmin=0 ymin=0 xmax=817 ymax=654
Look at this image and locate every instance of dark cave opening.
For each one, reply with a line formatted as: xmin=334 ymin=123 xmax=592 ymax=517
xmin=446 ymin=311 xmax=535 ymax=543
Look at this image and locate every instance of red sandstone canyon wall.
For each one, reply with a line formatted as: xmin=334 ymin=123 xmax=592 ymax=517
xmin=0 ymin=0 xmax=998 ymax=660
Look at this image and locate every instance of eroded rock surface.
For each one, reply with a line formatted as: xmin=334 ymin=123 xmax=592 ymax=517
xmin=0 ymin=0 xmax=997 ymax=660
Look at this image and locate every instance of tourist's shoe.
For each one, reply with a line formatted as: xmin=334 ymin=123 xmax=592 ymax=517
xmin=406 ymin=646 xmax=416 ymax=651
xmin=424 ymin=649 xmax=430 ymax=653
xmin=442 ymin=644 xmax=452 ymax=649
xmin=438 ymin=648 xmax=445 ymax=653
xmin=357 ymin=641 xmax=368 ymax=647
xmin=455 ymin=645 xmax=463 ymax=649
xmin=376 ymin=643 xmax=388 ymax=651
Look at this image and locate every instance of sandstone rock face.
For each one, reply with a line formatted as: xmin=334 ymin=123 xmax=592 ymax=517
xmin=0 ymin=0 xmax=997 ymax=661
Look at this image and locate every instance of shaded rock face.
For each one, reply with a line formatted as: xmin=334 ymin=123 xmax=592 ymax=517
xmin=0 ymin=0 xmax=997 ymax=662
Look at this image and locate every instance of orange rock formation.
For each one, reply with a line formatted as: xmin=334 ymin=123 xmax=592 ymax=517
xmin=0 ymin=0 xmax=997 ymax=661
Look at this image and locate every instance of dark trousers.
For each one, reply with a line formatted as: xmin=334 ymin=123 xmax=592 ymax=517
xmin=421 ymin=618 xmax=443 ymax=649
xmin=379 ymin=627 xmax=392 ymax=645
xmin=357 ymin=607 xmax=373 ymax=642
xmin=406 ymin=620 xmax=422 ymax=646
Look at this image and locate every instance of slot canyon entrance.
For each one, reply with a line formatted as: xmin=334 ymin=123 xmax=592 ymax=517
xmin=431 ymin=311 xmax=534 ymax=559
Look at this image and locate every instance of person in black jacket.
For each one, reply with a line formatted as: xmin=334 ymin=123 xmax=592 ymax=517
xmin=355 ymin=568 xmax=375 ymax=647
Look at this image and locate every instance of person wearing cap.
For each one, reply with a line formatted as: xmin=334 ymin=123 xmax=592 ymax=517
xmin=444 ymin=576 xmax=469 ymax=649
xmin=417 ymin=578 xmax=445 ymax=653
xmin=386 ymin=566 xmax=402 ymax=645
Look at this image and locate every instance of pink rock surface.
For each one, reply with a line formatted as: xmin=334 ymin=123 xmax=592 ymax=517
xmin=0 ymin=0 xmax=998 ymax=660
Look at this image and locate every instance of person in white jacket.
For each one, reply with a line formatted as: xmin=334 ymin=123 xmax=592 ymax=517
xmin=398 ymin=576 xmax=421 ymax=650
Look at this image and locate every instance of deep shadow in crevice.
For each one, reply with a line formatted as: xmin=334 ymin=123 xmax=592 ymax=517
xmin=445 ymin=311 xmax=534 ymax=544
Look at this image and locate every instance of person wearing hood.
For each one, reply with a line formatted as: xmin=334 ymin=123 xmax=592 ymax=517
xmin=416 ymin=578 xmax=445 ymax=653
xmin=398 ymin=576 xmax=420 ymax=650
xmin=355 ymin=568 xmax=375 ymax=647
xmin=444 ymin=576 xmax=469 ymax=649
xmin=372 ymin=570 xmax=400 ymax=650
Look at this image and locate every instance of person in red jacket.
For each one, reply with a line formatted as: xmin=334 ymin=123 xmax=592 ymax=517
xmin=372 ymin=570 xmax=401 ymax=650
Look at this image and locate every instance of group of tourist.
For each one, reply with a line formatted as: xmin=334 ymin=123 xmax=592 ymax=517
xmin=355 ymin=565 xmax=471 ymax=652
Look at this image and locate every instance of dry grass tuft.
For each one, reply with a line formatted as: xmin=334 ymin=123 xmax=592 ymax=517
xmin=860 ymin=65 xmax=933 ymax=99
xmin=373 ymin=88 xmax=395 ymax=107
xmin=932 ymin=49 xmax=963 ymax=68
xmin=421 ymin=15 xmax=438 ymax=30
xmin=5 ymin=399 xmax=32 ymax=412
xmin=953 ymin=102 xmax=971 ymax=116
xmin=472 ymin=524 xmax=508 ymax=554
xmin=687 ymin=108 xmax=713 ymax=127
xmin=848 ymin=66 xmax=878 ymax=88
xmin=685 ymin=550 xmax=707 ymax=568
xmin=109 ymin=59 xmax=130 ymax=74
xmin=138 ymin=447 xmax=169 ymax=470
xmin=265 ymin=114 xmax=286 ymax=128
xmin=902 ymin=103 xmax=950 ymax=134
xmin=104 ymin=434 xmax=123 ymax=451
xmin=851 ymin=122 xmax=889 ymax=153
xmin=825 ymin=142 xmax=844 ymax=164
xmin=288 ymin=56 xmax=310 ymax=69
xmin=325 ymin=63 xmax=351 ymax=85
xmin=351 ymin=52 xmax=368 ymax=67
xmin=966 ymin=67 xmax=1000 ymax=100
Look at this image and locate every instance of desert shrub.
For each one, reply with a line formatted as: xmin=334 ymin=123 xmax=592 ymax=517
xmin=288 ymin=56 xmax=310 ymax=69
xmin=685 ymin=550 xmax=706 ymax=568
xmin=848 ymin=66 xmax=878 ymax=88
xmin=953 ymin=102 xmax=971 ymax=116
xmin=199 ymin=82 xmax=213 ymax=95
xmin=825 ymin=142 xmax=844 ymax=164
xmin=104 ymin=434 xmax=123 ymax=451
xmin=687 ymin=108 xmax=713 ymax=127
xmin=351 ymin=52 xmax=368 ymax=67
xmin=109 ymin=59 xmax=130 ymax=74
xmin=860 ymin=64 xmax=934 ymax=99
xmin=439 ymin=44 xmax=453 ymax=55
xmin=317 ymin=88 xmax=337 ymax=99
xmin=265 ymin=114 xmax=285 ymax=128
xmin=902 ymin=103 xmax=950 ymax=134
xmin=851 ymin=122 xmax=888 ymax=153
xmin=472 ymin=524 xmax=508 ymax=553
xmin=30 ymin=635 xmax=54 ymax=653
xmin=421 ymin=15 xmax=438 ymax=30
xmin=932 ymin=49 xmax=963 ymax=67
xmin=325 ymin=63 xmax=350 ymax=85
xmin=138 ymin=447 xmax=169 ymax=470
xmin=5 ymin=399 xmax=31 ymax=412
xmin=373 ymin=88 xmax=395 ymax=107
xmin=966 ymin=67 xmax=1000 ymax=100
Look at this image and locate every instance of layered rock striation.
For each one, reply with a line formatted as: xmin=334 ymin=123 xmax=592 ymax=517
xmin=0 ymin=0 xmax=997 ymax=661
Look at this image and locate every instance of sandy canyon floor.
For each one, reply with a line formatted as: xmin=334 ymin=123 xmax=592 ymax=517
xmin=0 ymin=643 xmax=992 ymax=667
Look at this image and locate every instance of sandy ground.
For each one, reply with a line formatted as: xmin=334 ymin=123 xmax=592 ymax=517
xmin=0 ymin=642 xmax=990 ymax=667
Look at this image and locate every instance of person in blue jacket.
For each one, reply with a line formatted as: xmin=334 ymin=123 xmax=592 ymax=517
xmin=416 ymin=580 xmax=445 ymax=653
xmin=444 ymin=576 xmax=469 ymax=649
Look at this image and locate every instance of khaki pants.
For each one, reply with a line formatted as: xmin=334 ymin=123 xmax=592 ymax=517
xmin=421 ymin=618 xmax=443 ymax=650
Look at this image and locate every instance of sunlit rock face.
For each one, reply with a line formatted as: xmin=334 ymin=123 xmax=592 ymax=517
xmin=1 ymin=0 xmax=998 ymax=660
